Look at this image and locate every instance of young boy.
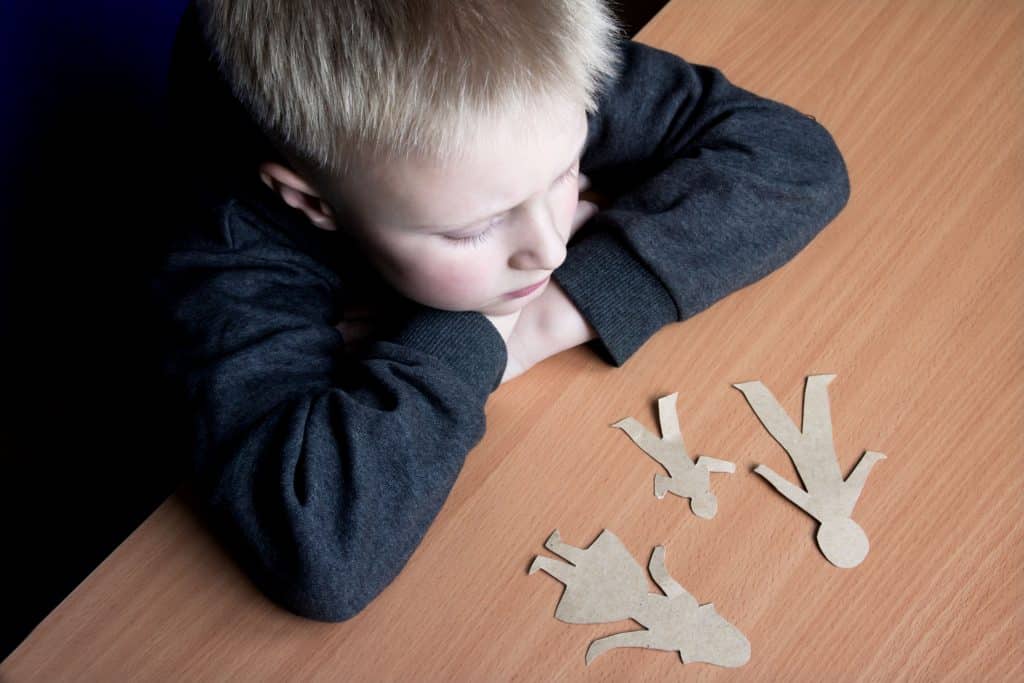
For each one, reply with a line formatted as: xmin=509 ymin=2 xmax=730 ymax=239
xmin=153 ymin=0 xmax=850 ymax=622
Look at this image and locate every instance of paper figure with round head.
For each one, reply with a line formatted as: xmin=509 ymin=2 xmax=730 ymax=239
xmin=734 ymin=374 xmax=885 ymax=568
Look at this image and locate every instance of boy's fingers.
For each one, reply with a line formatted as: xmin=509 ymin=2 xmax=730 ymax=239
xmin=579 ymin=188 xmax=610 ymax=209
xmin=571 ymin=199 xmax=599 ymax=234
xmin=335 ymin=319 xmax=374 ymax=341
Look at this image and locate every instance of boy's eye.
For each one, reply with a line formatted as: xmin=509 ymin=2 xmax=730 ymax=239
xmin=444 ymin=216 xmax=503 ymax=247
xmin=442 ymin=164 xmax=579 ymax=248
xmin=558 ymin=164 xmax=580 ymax=185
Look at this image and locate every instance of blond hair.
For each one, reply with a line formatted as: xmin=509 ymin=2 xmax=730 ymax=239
xmin=197 ymin=0 xmax=624 ymax=178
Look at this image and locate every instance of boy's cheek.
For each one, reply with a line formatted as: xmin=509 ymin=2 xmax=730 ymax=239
xmin=395 ymin=249 xmax=499 ymax=308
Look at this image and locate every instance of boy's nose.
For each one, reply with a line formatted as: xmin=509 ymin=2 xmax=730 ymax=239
xmin=507 ymin=203 xmax=567 ymax=271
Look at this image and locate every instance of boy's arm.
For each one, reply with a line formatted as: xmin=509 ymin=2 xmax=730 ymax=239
xmin=151 ymin=212 xmax=507 ymax=622
xmin=553 ymin=39 xmax=851 ymax=366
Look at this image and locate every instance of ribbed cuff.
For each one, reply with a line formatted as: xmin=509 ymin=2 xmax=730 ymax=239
xmin=384 ymin=306 xmax=508 ymax=398
xmin=553 ymin=228 xmax=679 ymax=366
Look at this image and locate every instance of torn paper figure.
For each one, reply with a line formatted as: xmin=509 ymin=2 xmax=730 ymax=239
xmin=734 ymin=374 xmax=885 ymax=568
xmin=530 ymin=529 xmax=750 ymax=668
xmin=613 ymin=393 xmax=735 ymax=518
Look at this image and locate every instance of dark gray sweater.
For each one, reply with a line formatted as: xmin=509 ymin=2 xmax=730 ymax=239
xmin=152 ymin=8 xmax=850 ymax=622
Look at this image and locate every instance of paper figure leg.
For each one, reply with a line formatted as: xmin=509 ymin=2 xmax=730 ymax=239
xmin=733 ymin=381 xmax=805 ymax=450
xmin=612 ymin=417 xmax=670 ymax=458
xmin=801 ymin=374 xmax=838 ymax=448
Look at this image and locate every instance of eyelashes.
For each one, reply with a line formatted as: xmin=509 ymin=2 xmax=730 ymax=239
xmin=444 ymin=214 xmax=503 ymax=247
xmin=447 ymin=225 xmax=497 ymax=248
xmin=556 ymin=163 xmax=581 ymax=187
xmin=445 ymin=165 xmax=580 ymax=248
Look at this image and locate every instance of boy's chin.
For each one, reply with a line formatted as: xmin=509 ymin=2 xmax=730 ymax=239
xmin=402 ymin=292 xmax=525 ymax=316
xmin=475 ymin=298 xmax=529 ymax=317
xmin=410 ymin=293 xmax=534 ymax=317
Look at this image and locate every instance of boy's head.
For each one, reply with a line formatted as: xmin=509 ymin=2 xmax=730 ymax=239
xmin=197 ymin=1 xmax=623 ymax=315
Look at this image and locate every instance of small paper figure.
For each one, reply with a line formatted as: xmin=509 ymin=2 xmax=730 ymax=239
xmin=613 ymin=393 xmax=735 ymax=518
xmin=530 ymin=529 xmax=751 ymax=668
xmin=734 ymin=374 xmax=886 ymax=568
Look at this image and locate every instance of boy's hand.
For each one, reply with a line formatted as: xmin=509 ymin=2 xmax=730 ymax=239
xmin=501 ymin=182 xmax=603 ymax=383
xmin=500 ymin=280 xmax=596 ymax=383
xmin=575 ymin=172 xmax=609 ymax=219
xmin=335 ymin=304 xmax=375 ymax=353
xmin=484 ymin=309 xmax=522 ymax=343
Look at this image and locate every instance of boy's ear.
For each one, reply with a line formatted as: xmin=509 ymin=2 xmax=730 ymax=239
xmin=258 ymin=161 xmax=338 ymax=231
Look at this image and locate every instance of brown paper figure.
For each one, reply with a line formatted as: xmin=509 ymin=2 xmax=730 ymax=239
xmin=734 ymin=374 xmax=886 ymax=568
xmin=530 ymin=529 xmax=751 ymax=668
xmin=613 ymin=393 xmax=735 ymax=518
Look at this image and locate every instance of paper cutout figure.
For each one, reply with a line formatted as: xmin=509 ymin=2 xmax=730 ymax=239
xmin=733 ymin=374 xmax=886 ymax=568
xmin=530 ymin=529 xmax=751 ymax=668
xmin=613 ymin=393 xmax=735 ymax=518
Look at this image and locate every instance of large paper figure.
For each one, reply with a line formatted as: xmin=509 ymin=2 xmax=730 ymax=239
xmin=613 ymin=393 xmax=735 ymax=518
xmin=530 ymin=529 xmax=751 ymax=668
xmin=734 ymin=374 xmax=885 ymax=568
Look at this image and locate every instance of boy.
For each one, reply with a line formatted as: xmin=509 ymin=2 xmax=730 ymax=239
xmin=153 ymin=0 xmax=850 ymax=622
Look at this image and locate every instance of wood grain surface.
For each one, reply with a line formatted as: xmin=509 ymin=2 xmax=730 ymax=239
xmin=4 ymin=0 xmax=1022 ymax=680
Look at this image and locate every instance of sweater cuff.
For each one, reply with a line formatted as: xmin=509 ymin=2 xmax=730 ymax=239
xmin=383 ymin=306 xmax=508 ymax=398
xmin=553 ymin=228 xmax=679 ymax=366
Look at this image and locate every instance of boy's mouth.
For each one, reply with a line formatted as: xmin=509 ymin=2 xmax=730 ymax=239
xmin=504 ymin=276 xmax=550 ymax=299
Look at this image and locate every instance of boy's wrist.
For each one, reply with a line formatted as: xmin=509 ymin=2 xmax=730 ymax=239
xmin=513 ymin=280 xmax=596 ymax=369
xmin=539 ymin=280 xmax=597 ymax=352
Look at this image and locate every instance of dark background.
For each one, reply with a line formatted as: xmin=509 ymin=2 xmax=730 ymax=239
xmin=1 ymin=0 xmax=669 ymax=662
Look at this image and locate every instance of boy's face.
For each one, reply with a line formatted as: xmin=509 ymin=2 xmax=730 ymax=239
xmin=318 ymin=98 xmax=589 ymax=316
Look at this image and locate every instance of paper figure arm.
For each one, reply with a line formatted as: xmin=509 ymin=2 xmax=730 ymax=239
xmin=838 ymin=450 xmax=886 ymax=516
xmin=648 ymin=546 xmax=695 ymax=602
xmin=754 ymin=464 xmax=815 ymax=517
xmin=696 ymin=456 xmax=736 ymax=473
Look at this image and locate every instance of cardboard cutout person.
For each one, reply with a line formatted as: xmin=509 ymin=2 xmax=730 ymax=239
xmin=734 ymin=374 xmax=885 ymax=568
xmin=613 ymin=393 xmax=735 ymax=519
xmin=530 ymin=529 xmax=751 ymax=668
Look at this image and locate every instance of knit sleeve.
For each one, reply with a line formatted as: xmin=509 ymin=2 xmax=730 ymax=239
xmin=150 ymin=205 xmax=506 ymax=622
xmin=554 ymin=39 xmax=851 ymax=366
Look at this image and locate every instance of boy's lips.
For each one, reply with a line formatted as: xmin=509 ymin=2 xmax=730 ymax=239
xmin=504 ymin=276 xmax=550 ymax=299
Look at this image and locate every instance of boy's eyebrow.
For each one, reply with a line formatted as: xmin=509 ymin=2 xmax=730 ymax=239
xmin=422 ymin=127 xmax=589 ymax=232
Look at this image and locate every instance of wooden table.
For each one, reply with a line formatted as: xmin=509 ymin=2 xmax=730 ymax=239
xmin=5 ymin=0 xmax=1022 ymax=679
